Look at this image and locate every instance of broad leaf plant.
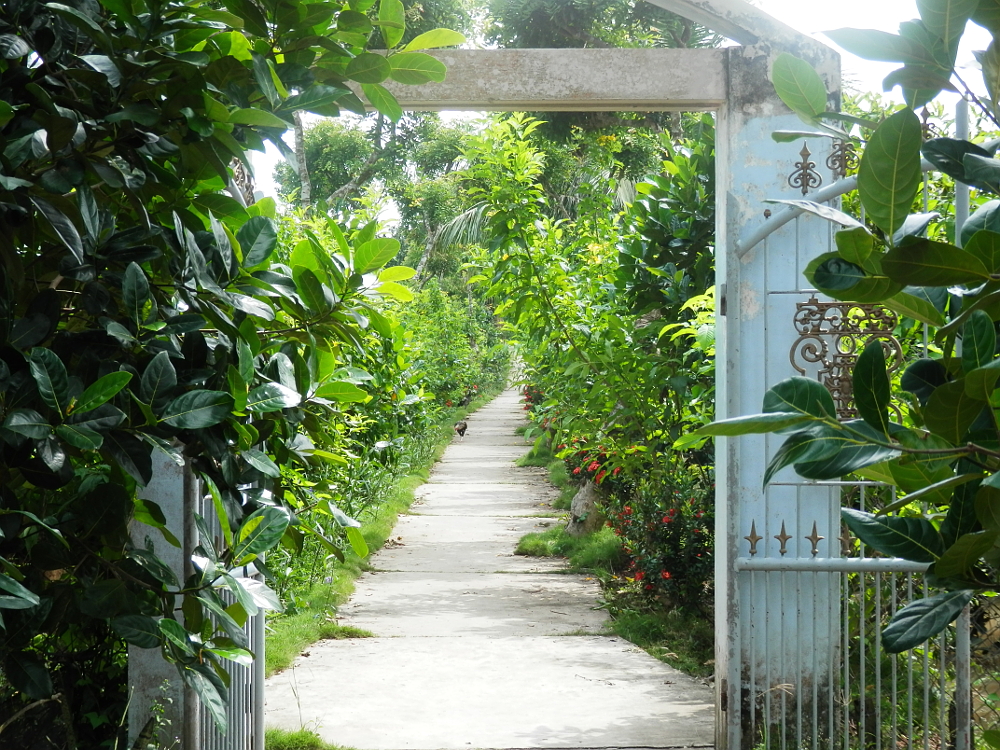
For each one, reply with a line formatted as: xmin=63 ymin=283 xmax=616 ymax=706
xmin=693 ymin=0 xmax=1000 ymax=653
xmin=0 ymin=0 xmax=463 ymax=730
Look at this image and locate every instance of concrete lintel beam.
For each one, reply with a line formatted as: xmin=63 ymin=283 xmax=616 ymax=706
xmin=376 ymin=48 xmax=726 ymax=112
xmin=644 ymin=0 xmax=835 ymax=61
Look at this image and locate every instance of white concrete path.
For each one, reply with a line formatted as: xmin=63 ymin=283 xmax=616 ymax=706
xmin=263 ymin=390 xmax=715 ymax=749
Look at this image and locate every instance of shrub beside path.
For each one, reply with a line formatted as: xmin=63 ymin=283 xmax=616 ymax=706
xmin=263 ymin=390 xmax=715 ymax=749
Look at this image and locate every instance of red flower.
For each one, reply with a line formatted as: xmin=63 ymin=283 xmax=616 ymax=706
xmin=623 ymin=506 xmax=632 ymax=514
xmin=634 ymin=570 xmax=644 ymax=581
xmin=662 ymin=515 xmax=672 ymax=523
xmin=473 ymin=385 xmax=478 ymax=390
xmin=596 ymin=470 xmax=606 ymax=482
xmin=446 ymin=400 xmax=453 ymax=406
xmin=645 ymin=583 xmax=654 ymax=590
xmin=661 ymin=570 xmax=671 ymax=580
xmin=588 ymin=461 xmax=599 ymax=471
xmin=612 ymin=467 xmax=621 ymax=476
xmin=573 ymin=467 xmax=581 ymax=475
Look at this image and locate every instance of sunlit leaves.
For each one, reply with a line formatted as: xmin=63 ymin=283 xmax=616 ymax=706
xmin=771 ymin=52 xmax=828 ymax=122
xmin=857 ymin=109 xmax=923 ymax=235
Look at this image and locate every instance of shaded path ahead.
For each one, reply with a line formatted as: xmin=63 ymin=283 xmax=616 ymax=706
xmin=264 ymin=390 xmax=715 ymax=749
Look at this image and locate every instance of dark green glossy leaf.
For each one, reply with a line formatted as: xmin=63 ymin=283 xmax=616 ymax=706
xmin=963 ymin=152 xmax=1000 ymax=192
xmin=161 ymin=390 xmax=234 ymax=429
xmin=858 ymin=109 xmax=923 ymax=235
xmin=159 ymin=617 xmax=195 ymax=654
xmin=854 ymin=340 xmax=891 ymax=434
xmin=882 ymin=238 xmax=990 ymax=285
xmin=72 ymin=371 xmax=131 ymax=415
xmin=924 ymin=380 xmax=985 ymax=443
xmin=237 ymin=215 xmax=278 ymax=267
xmin=55 ymin=423 xmax=103 ymax=450
xmin=111 ymin=614 xmax=160 ymax=648
xmin=761 ymin=377 xmax=837 ymax=422
xmin=103 ymin=430 xmax=152 ymax=485
xmin=882 ymin=590 xmax=974 ymax=653
xmin=79 ymin=579 xmax=130 ymax=618
xmin=691 ymin=411 xmax=812 ymax=437
xmin=812 ymin=257 xmax=867 ymax=290
xmin=6 ymin=653 xmax=53 ymax=699
xmin=794 ymin=420 xmax=900 ymax=479
xmin=29 ymin=347 xmax=69 ymax=416
xmin=0 ymin=33 xmax=31 ymax=59
xmin=901 ymin=358 xmax=949 ymax=404
xmin=242 ymin=448 xmax=280 ymax=477
xmin=346 ymin=52 xmax=391 ymax=83
xmin=842 ymin=508 xmax=943 ymax=562
xmin=247 ymin=382 xmax=301 ymax=412
xmin=141 ymin=352 xmax=177 ymax=407
xmin=923 ymin=137 xmax=995 ymax=188
xmin=233 ymin=506 xmax=290 ymax=559
xmin=964 ymin=230 xmax=1000 ymax=273
xmin=4 ymin=409 xmax=50 ymax=439
xmin=31 ymin=196 xmax=84 ymax=263
xmin=962 ymin=200 xmax=1000 ymax=247
xmin=182 ymin=666 xmax=227 ymax=731
xmin=935 ymin=530 xmax=998 ymax=577
xmin=763 ymin=425 xmax=841 ymax=487
xmin=0 ymin=574 xmax=40 ymax=609
xmin=962 ymin=310 xmax=996 ymax=373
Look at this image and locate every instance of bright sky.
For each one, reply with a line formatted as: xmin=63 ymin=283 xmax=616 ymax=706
xmin=756 ymin=0 xmax=990 ymax=94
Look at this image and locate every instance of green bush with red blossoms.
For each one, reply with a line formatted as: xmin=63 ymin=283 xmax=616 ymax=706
xmin=547 ymin=428 xmax=714 ymax=611
xmin=601 ymin=467 xmax=714 ymax=610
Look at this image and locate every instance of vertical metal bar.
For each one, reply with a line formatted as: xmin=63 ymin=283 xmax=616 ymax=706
xmin=830 ymin=568 xmax=837 ymax=750
xmin=956 ymin=98 xmax=970 ymax=243
xmin=844 ymin=570 xmax=850 ymax=750
xmin=956 ymin=606 xmax=971 ymax=750
xmin=908 ymin=576 xmax=915 ymax=750
xmin=812 ymin=570 xmax=819 ymax=750
xmin=939 ymin=629 xmax=946 ymax=748
xmin=891 ymin=573 xmax=899 ymax=750
xmin=781 ymin=571 xmax=787 ymax=750
xmin=254 ymin=606 xmax=266 ymax=750
xmin=923 ymin=579 xmax=931 ymax=750
xmin=875 ymin=571 xmax=883 ymax=750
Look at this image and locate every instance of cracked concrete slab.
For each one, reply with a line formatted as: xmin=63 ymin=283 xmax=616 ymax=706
xmin=263 ymin=389 xmax=715 ymax=749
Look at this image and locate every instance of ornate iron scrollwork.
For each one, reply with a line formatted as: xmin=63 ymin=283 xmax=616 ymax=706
xmin=825 ymin=140 xmax=858 ymax=179
xmin=790 ymin=298 xmax=902 ymax=419
xmin=230 ymin=158 xmax=256 ymax=206
xmin=788 ymin=142 xmax=822 ymax=195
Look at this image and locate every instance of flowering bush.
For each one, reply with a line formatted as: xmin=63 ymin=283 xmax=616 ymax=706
xmin=602 ymin=466 xmax=714 ymax=610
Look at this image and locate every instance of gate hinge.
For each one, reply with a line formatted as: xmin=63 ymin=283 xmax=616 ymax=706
xmin=719 ymin=284 xmax=727 ymax=317
xmin=720 ymin=678 xmax=728 ymax=712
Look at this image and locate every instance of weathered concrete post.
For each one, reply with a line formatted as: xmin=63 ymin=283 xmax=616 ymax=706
xmin=127 ymin=453 xmax=196 ymax=748
xmin=712 ymin=23 xmax=841 ymax=750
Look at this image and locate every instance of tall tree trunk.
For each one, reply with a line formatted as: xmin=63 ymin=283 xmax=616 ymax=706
xmin=293 ymin=110 xmax=312 ymax=206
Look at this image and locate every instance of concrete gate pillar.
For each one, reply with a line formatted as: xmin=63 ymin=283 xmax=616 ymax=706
xmin=714 ymin=39 xmax=842 ymax=750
